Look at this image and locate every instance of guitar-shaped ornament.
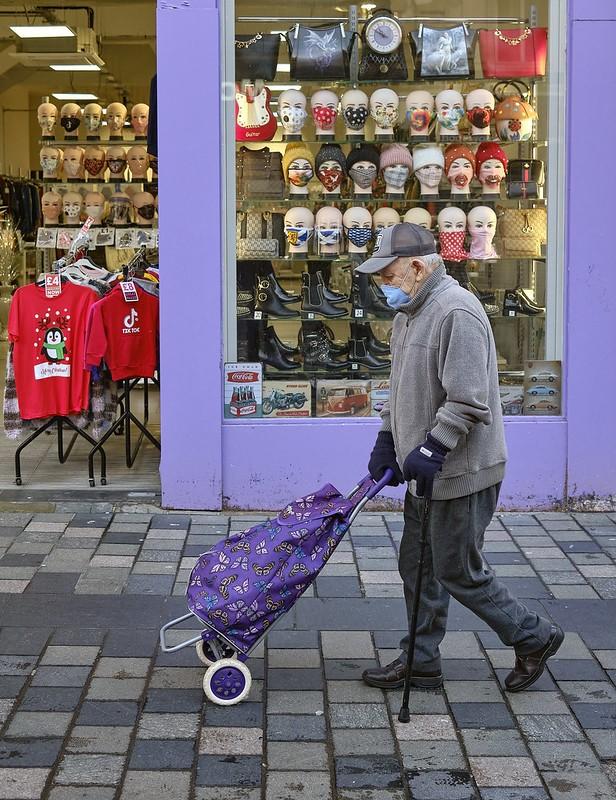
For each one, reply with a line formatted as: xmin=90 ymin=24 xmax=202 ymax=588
xmin=235 ymin=80 xmax=277 ymax=142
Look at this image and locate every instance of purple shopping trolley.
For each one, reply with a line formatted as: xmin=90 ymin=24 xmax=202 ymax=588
xmin=159 ymin=470 xmax=393 ymax=705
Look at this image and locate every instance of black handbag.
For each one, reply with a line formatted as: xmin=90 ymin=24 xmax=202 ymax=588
xmin=235 ymin=33 xmax=281 ymax=81
xmin=409 ymin=23 xmax=476 ymax=79
xmin=358 ymin=9 xmax=408 ymax=81
xmin=286 ymin=22 xmax=356 ymax=81
xmin=236 ymin=147 xmax=285 ymax=200
xmin=506 ymin=159 xmax=545 ymax=199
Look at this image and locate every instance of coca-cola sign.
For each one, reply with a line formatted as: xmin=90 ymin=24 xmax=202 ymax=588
xmin=228 ymin=371 xmax=258 ymax=383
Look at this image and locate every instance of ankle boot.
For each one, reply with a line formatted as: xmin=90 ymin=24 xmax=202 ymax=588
xmin=468 ymin=281 xmax=496 ymax=303
xmin=348 ymin=337 xmax=390 ymax=370
xmin=267 ymin=325 xmax=299 ymax=356
xmin=258 ymin=326 xmax=300 ymax=370
xmin=352 ymin=274 xmax=394 ymax=319
xmin=255 ymin=276 xmax=300 ymax=318
xmin=315 ymin=270 xmax=347 ymax=304
xmin=301 ymin=331 xmax=348 ymax=371
xmin=352 ymin=321 xmax=390 ymax=355
xmin=268 ymin=272 xmax=300 ymax=304
xmin=320 ymin=322 xmax=349 ymax=355
xmin=301 ymin=273 xmax=347 ymax=318
xmin=503 ymin=289 xmax=544 ymax=316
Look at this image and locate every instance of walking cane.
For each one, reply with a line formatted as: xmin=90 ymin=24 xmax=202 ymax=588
xmin=398 ymin=494 xmax=431 ymax=723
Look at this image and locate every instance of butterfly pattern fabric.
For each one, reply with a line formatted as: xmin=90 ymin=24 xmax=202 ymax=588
xmin=187 ymin=479 xmax=373 ymax=655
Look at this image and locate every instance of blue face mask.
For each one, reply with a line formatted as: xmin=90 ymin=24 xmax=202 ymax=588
xmin=381 ymin=283 xmax=411 ymax=309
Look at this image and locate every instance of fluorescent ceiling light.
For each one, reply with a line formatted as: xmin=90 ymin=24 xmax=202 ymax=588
xmin=277 ymin=63 xmax=290 ymax=72
xmin=10 ymin=25 xmax=74 ymax=38
xmin=50 ymin=64 xmax=101 ymax=71
xmin=52 ymin=92 xmax=98 ymax=100
xmin=268 ymin=84 xmax=301 ymax=91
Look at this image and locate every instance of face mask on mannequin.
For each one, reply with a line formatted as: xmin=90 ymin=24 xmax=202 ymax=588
xmin=343 ymin=106 xmax=368 ymax=130
xmin=86 ymin=203 xmax=103 ymax=218
xmin=372 ymin=107 xmax=398 ymax=128
xmin=107 ymin=158 xmax=127 ymax=175
xmin=288 ymin=167 xmax=313 ymax=187
xmin=345 ymin=227 xmax=373 ymax=247
xmin=316 ymin=228 xmax=340 ymax=245
xmin=439 ymin=230 xmax=469 ymax=262
xmin=64 ymin=202 xmax=81 ymax=219
xmin=312 ymin=106 xmax=337 ymax=130
xmin=137 ymin=204 xmax=156 ymax=220
xmin=85 ymin=157 xmax=105 ymax=176
xmin=318 ymin=166 xmax=343 ymax=192
xmin=285 ymin=226 xmax=313 ymax=246
xmin=280 ymin=106 xmax=307 ymax=134
xmin=466 ymin=106 xmax=493 ymax=130
xmin=349 ymin=164 xmax=377 ymax=189
xmin=383 ymin=165 xmax=409 ymax=188
xmin=111 ymin=199 xmax=130 ymax=223
xmin=60 ymin=116 xmax=80 ymax=133
xmin=436 ymin=106 xmax=464 ymax=130
xmin=406 ymin=108 xmax=432 ymax=132
xmin=41 ymin=155 xmax=59 ymax=172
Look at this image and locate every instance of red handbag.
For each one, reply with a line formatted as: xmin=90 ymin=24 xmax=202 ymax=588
xmin=478 ymin=27 xmax=547 ymax=78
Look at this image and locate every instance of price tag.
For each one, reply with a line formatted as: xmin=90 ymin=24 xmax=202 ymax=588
xmin=306 ymin=312 xmax=315 ymax=320
xmin=120 ymin=281 xmax=139 ymax=302
xmin=354 ymin=308 xmax=364 ymax=318
xmin=44 ymin=274 xmax=61 ymax=298
xmin=253 ymin=311 xmax=262 ymax=320
xmin=350 ymin=362 xmax=359 ymax=371
xmin=506 ymin=310 xmax=516 ymax=317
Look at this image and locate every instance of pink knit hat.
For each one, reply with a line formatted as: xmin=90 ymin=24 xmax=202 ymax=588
xmin=379 ymin=143 xmax=413 ymax=171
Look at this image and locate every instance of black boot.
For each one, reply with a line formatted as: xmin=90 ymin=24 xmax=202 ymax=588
xmin=267 ymin=325 xmax=299 ymax=356
xmin=320 ymin=322 xmax=349 ymax=355
xmin=268 ymin=272 xmax=300 ymax=304
xmin=315 ymin=270 xmax=348 ymax=304
xmin=351 ymin=274 xmax=393 ymax=319
xmin=348 ymin=337 xmax=390 ymax=370
xmin=301 ymin=273 xmax=347 ymax=318
xmin=301 ymin=326 xmax=349 ymax=371
xmin=467 ymin=283 xmax=499 ymax=317
xmin=258 ymin=326 xmax=300 ymax=370
xmin=503 ymin=289 xmax=544 ymax=317
xmin=255 ymin=275 xmax=300 ymax=318
xmin=352 ymin=321 xmax=390 ymax=355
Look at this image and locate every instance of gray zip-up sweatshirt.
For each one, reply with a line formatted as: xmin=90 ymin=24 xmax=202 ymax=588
xmin=381 ymin=262 xmax=507 ymax=500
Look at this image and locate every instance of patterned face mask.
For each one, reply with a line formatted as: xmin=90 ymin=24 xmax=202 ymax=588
xmin=371 ymin=107 xmax=398 ymax=129
xmin=467 ymin=106 xmax=493 ymax=130
xmin=406 ymin=108 xmax=432 ymax=132
xmin=318 ymin=166 xmax=343 ymax=192
xmin=137 ymin=204 xmax=156 ymax=220
xmin=285 ymin=226 xmax=313 ymax=246
xmin=288 ymin=168 xmax=313 ymax=187
xmin=64 ymin=202 xmax=81 ymax=218
xmin=349 ymin=164 xmax=377 ymax=189
xmin=383 ymin=165 xmax=409 ymax=188
xmin=436 ymin=106 xmax=465 ymax=129
xmin=311 ymin=106 xmax=337 ymax=130
xmin=107 ymin=158 xmax=127 ymax=175
xmin=84 ymin=158 xmax=105 ymax=176
xmin=343 ymin=105 xmax=369 ymax=130
xmin=316 ymin=228 xmax=340 ymax=245
xmin=41 ymin=156 xmax=59 ymax=172
xmin=345 ymin=227 xmax=373 ymax=247
xmin=279 ymin=106 xmax=307 ymax=134
xmin=439 ymin=230 xmax=469 ymax=262
xmin=60 ymin=115 xmax=80 ymax=133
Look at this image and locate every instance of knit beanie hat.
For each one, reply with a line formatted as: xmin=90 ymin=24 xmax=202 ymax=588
xmin=444 ymin=143 xmax=476 ymax=175
xmin=412 ymin=144 xmax=444 ymax=173
xmin=475 ymin=141 xmax=508 ymax=173
xmin=315 ymin=143 xmax=347 ymax=175
xmin=379 ymin=143 xmax=413 ymax=171
xmin=346 ymin=143 xmax=380 ymax=171
xmin=282 ymin=142 xmax=315 ymax=178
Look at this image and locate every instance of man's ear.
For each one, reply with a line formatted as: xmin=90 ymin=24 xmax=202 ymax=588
xmin=411 ymin=258 xmax=425 ymax=275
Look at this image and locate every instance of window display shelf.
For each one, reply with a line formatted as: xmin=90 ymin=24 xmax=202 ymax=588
xmin=236 ymin=139 xmax=548 ymax=148
xmin=237 ymin=197 xmax=546 ymax=209
xmin=243 ymin=311 xmax=543 ymax=322
xmin=236 ymin=255 xmax=546 ymax=263
xmin=42 ymin=180 xmax=157 ymax=187
xmin=39 ymin=139 xmax=149 ymax=147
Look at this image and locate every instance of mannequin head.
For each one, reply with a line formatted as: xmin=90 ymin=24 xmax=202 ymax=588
xmin=379 ymin=144 xmax=413 ymax=195
xmin=346 ymin=144 xmax=380 ymax=195
xmin=132 ymin=191 xmax=156 ymax=225
xmin=437 ymin=206 xmax=469 ymax=262
xmin=40 ymin=146 xmax=62 ymax=180
xmin=370 ymin=88 xmax=399 ymax=136
xmin=63 ymin=191 xmax=83 ymax=224
xmin=412 ymin=145 xmax=444 ymax=196
xmin=127 ymin=145 xmax=149 ymax=179
xmin=310 ymin=90 xmax=339 ymax=137
xmin=130 ymin=103 xmax=149 ymax=136
xmin=373 ymin=207 xmax=401 ymax=229
xmin=84 ymin=145 xmax=106 ymax=179
xmin=83 ymin=103 xmax=103 ymax=134
xmin=435 ymin=89 xmax=464 ymax=136
xmin=405 ymin=90 xmax=434 ymax=139
xmin=37 ymin=102 xmax=58 ymax=136
xmin=62 ymin=146 xmax=85 ymax=180
xmin=315 ymin=205 xmax=343 ymax=254
xmin=60 ymin=103 xmax=81 ymax=135
xmin=84 ymin=191 xmax=106 ymax=224
xmin=282 ymin=142 xmax=314 ymax=195
xmin=106 ymin=102 xmax=128 ymax=136
xmin=444 ymin=144 xmax=475 ymax=196
xmin=109 ymin=191 xmax=131 ymax=225
xmin=343 ymin=207 xmax=373 ymax=253
xmin=41 ymin=191 xmax=62 ymax=224
xmin=494 ymin=95 xmax=537 ymax=142
xmin=315 ymin=144 xmax=346 ymax=195
xmin=284 ymin=207 xmax=314 ymax=253
xmin=277 ymin=89 xmax=307 ymax=138
xmin=475 ymin=142 xmax=508 ymax=196
xmin=467 ymin=205 xmax=498 ymax=259
xmin=465 ymin=89 xmax=495 ymax=138
xmin=341 ymin=89 xmax=369 ymax=138
xmin=404 ymin=207 xmax=432 ymax=229
xmin=106 ymin=145 xmax=127 ymax=178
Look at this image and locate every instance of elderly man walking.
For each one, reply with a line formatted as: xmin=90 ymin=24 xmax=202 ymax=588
xmin=360 ymin=222 xmax=563 ymax=693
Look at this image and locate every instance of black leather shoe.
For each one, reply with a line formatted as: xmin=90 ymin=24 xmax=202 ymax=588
xmin=505 ymin=624 xmax=564 ymax=693
xmin=362 ymin=658 xmax=443 ymax=690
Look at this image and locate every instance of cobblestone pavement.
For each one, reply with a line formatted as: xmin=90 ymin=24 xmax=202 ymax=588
xmin=0 ymin=503 xmax=615 ymax=799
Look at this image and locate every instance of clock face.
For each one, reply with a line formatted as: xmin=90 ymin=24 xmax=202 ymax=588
xmin=366 ymin=16 xmax=402 ymax=54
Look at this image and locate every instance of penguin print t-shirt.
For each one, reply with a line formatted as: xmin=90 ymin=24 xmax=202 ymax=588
xmin=8 ymin=282 xmax=97 ymax=419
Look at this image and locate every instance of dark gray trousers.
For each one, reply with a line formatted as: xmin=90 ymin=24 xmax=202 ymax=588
xmin=398 ymin=483 xmax=553 ymax=671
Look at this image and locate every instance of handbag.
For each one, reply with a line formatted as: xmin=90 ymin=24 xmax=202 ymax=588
xmin=235 ymin=33 xmax=281 ymax=81
xmin=409 ymin=23 xmax=476 ymax=79
xmin=286 ymin=22 xmax=356 ymax=81
xmin=496 ymin=206 xmax=547 ymax=257
xmin=236 ymin=211 xmax=285 ymax=259
xmin=358 ymin=9 xmax=408 ymax=81
xmin=479 ymin=26 xmax=547 ymax=78
xmin=506 ymin=159 xmax=545 ymax=199
xmin=236 ymin=147 xmax=285 ymax=200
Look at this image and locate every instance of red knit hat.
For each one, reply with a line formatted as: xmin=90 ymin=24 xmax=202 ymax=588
xmin=444 ymin=143 xmax=475 ymax=175
xmin=475 ymin=141 xmax=508 ymax=173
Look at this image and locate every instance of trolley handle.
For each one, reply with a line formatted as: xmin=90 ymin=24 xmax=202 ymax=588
xmin=347 ymin=469 xmax=395 ymax=526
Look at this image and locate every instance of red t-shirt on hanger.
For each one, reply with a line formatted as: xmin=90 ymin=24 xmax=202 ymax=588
xmin=8 ymin=282 xmax=98 ymax=419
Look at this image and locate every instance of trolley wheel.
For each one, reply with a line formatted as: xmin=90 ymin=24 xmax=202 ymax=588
xmin=203 ymin=658 xmax=251 ymax=706
xmin=89 ymin=479 xmax=95 ymax=487
xmin=15 ymin=478 xmax=22 ymax=486
xmin=196 ymin=639 xmax=236 ymax=666
xmin=101 ymin=478 xmax=107 ymax=486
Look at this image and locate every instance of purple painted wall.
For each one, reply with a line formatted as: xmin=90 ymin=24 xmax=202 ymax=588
xmin=156 ymin=0 xmax=615 ymax=511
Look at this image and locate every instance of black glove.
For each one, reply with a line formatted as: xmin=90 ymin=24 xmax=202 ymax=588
xmin=368 ymin=430 xmax=404 ymax=486
xmin=402 ymin=434 xmax=449 ymax=498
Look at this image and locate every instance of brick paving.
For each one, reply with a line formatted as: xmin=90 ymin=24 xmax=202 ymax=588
xmin=0 ymin=504 xmax=615 ymax=798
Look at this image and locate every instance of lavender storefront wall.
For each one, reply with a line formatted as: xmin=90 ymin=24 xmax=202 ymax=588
xmin=157 ymin=0 xmax=616 ymax=511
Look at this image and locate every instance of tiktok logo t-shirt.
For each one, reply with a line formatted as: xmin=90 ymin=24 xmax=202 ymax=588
xmin=8 ymin=282 xmax=97 ymax=419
